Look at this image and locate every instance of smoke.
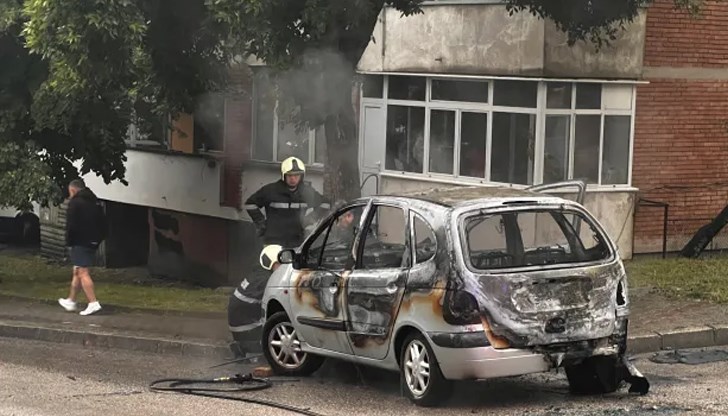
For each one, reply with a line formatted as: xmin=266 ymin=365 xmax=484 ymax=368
xmin=270 ymin=48 xmax=359 ymax=132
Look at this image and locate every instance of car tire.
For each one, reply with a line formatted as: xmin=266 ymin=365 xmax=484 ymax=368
xmin=399 ymin=332 xmax=452 ymax=407
xmin=262 ymin=311 xmax=324 ymax=376
xmin=565 ymin=355 xmax=620 ymax=395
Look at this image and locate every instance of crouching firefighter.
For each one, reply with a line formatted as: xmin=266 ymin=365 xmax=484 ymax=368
xmin=228 ymin=245 xmax=283 ymax=356
xmin=244 ymin=157 xmax=330 ymax=248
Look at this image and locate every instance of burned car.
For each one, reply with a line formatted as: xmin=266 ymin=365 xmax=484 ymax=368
xmin=260 ymin=183 xmax=648 ymax=406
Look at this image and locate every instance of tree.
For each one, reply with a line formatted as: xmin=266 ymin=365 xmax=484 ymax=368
xmin=0 ymin=0 xmax=236 ymax=208
xmin=209 ymin=0 xmax=705 ymax=204
xmin=0 ymin=0 xmax=708 ymax=210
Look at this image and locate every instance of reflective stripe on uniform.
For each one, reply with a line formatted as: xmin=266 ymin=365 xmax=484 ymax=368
xmin=269 ymin=202 xmax=308 ymax=209
xmin=233 ymin=289 xmax=260 ymax=304
xmin=244 ymin=204 xmax=259 ymax=210
xmin=320 ymin=203 xmax=331 ymax=209
xmin=229 ymin=320 xmax=263 ymax=333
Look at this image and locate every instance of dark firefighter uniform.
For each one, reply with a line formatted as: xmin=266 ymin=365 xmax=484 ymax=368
xmin=227 ymin=245 xmax=281 ymax=356
xmin=244 ymin=156 xmax=330 ymax=248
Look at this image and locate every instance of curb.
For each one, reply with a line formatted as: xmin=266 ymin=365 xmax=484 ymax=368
xmin=2 ymin=319 xmax=728 ymax=359
xmin=0 ymin=321 xmax=232 ymax=358
xmin=627 ymin=325 xmax=728 ymax=354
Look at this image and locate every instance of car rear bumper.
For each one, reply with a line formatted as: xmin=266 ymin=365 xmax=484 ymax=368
xmin=429 ymin=332 xmax=621 ymax=381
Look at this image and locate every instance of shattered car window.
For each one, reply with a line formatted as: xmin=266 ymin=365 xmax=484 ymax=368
xmin=359 ymin=205 xmax=409 ymax=269
xmin=464 ymin=209 xmax=610 ymax=270
xmin=413 ymin=214 xmax=436 ymax=263
xmin=306 ymin=205 xmax=365 ymax=270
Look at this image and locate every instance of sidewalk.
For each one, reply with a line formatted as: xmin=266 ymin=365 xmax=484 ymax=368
xmin=1 ymin=287 xmax=728 ymax=357
xmin=0 ymin=295 xmax=233 ymax=358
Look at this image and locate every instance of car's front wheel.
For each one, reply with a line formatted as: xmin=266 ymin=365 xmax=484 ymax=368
xmin=262 ymin=311 xmax=324 ymax=376
xmin=400 ymin=332 xmax=452 ymax=407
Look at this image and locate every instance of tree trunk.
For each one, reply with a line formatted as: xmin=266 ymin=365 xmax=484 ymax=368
xmin=323 ymin=79 xmax=361 ymax=206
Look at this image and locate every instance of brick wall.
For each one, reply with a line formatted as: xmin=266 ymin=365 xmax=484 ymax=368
xmin=644 ymin=0 xmax=728 ymax=68
xmin=221 ymin=65 xmax=253 ymax=209
xmin=633 ymin=0 xmax=728 ymax=253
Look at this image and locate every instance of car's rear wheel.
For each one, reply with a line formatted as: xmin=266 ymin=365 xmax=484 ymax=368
xmin=565 ymin=355 xmax=620 ymax=395
xmin=262 ymin=311 xmax=324 ymax=376
xmin=400 ymin=332 xmax=452 ymax=407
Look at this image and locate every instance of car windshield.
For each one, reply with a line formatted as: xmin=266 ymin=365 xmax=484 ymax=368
xmin=462 ymin=208 xmax=611 ymax=270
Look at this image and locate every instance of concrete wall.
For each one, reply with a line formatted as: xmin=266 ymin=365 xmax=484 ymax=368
xmin=358 ymin=4 xmax=646 ymax=79
xmin=379 ymin=176 xmax=635 ymax=259
xmin=81 ymin=149 xmax=242 ymax=220
xmin=148 ymin=208 xmax=231 ymax=287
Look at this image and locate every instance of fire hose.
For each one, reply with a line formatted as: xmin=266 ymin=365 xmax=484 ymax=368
xmin=149 ymin=373 xmax=327 ymax=416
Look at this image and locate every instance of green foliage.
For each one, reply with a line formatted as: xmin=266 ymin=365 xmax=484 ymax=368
xmin=0 ymin=143 xmax=59 ymax=210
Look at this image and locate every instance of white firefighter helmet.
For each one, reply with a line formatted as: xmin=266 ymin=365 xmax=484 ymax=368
xmin=280 ymin=156 xmax=306 ymax=180
xmin=259 ymin=244 xmax=283 ymax=271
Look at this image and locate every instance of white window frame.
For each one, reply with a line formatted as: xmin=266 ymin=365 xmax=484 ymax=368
xmin=361 ymin=74 xmax=638 ymax=189
xmin=251 ymin=75 xmax=324 ymax=167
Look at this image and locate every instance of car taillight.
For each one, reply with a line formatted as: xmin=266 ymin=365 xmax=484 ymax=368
xmin=443 ymin=290 xmax=481 ymax=325
xmin=617 ymin=280 xmax=627 ymax=306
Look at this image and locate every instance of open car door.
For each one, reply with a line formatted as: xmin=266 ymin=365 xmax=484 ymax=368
xmin=527 ymin=180 xmax=587 ymax=234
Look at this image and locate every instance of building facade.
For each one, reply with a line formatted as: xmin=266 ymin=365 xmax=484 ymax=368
xmin=42 ymin=0 xmax=728 ymax=286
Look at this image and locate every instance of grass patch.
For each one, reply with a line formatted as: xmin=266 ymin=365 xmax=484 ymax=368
xmin=625 ymin=256 xmax=728 ymax=303
xmin=0 ymin=251 xmax=229 ymax=313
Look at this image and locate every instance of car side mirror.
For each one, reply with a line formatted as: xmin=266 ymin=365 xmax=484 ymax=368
xmin=278 ymin=249 xmax=296 ymax=265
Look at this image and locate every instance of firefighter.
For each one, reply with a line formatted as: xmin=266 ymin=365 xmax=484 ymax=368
xmin=245 ymin=156 xmax=330 ymax=248
xmin=227 ymin=244 xmax=283 ymax=356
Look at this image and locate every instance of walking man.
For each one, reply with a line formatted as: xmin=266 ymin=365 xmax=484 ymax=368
xmin=58 ymin=179 xmax=106 ymax=316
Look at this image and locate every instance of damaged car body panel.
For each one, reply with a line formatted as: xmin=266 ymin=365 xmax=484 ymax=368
xmin=260 ymin=184 xmax=649 ymax=405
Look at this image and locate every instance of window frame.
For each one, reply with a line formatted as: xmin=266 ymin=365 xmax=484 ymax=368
xmin=355 ymin=201 xmax=412 ymax=270
xmin=361 ymin=74 xmax=637 ymax=189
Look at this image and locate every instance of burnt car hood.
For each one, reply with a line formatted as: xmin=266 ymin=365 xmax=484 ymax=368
xmin=463 ymin=260 xmax=623 ymax=347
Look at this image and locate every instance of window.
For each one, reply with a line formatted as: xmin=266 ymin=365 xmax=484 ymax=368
xmin=460 ymin=112 xmax=487 ymax=178
xmin=362 ymin=75 xmax=384 ymax=98
xmin=543 ymin=116 xmax=570 ymax=183
xmin=125 ymin=115 xmax=169 ymax=149
xmin=252 ymin=70 xmax=324 ymax=165
xmin=305 ymin=206 xmax=365 ymax=270
xmin=544 ymin=82 xmax=634 ymax=185
xmin=413 ymin=214 xmax=436 ymax=263
xmin=429 ymin=110 xmax=455 ymax=175
xmin=386 ymin=106 xmax=425 ymax=173
xmin=364 ymin=76 xmax=634 ymax=187
xmin=493 ymin=81 xmax=537 ymax=108
xmin=359 ymin=205 xmax=409 ymax=269
xmin=432 ymin=79 xmax=488 ymax=103
xmin=464 ymin=209 xmax=610 ymax=270
xmin=491 ymin=113 xmax=536 ymax=185
xmin=389 ymin=76 xmax=426 ymax=101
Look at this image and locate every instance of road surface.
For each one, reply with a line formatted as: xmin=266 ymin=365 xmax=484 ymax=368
xmin=1 ymin=337 xmax=726 ymax=415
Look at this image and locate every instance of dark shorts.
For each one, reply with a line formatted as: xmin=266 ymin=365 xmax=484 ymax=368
xmin=69 ymin=245 xmax=97 ymax=268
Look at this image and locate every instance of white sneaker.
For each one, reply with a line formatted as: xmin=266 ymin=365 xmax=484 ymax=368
xmin=79 ymin=302 xmax=102 ymax=316
xmin=58 ymin=298 xmax=77 ymax=312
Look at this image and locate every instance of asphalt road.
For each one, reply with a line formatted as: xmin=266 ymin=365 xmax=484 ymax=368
xmin=1 ymin=337 xmax=727 ymax=416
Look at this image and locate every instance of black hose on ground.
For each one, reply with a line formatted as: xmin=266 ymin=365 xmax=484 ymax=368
xmin=149 ymin=373 xmax=327 ymax=416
